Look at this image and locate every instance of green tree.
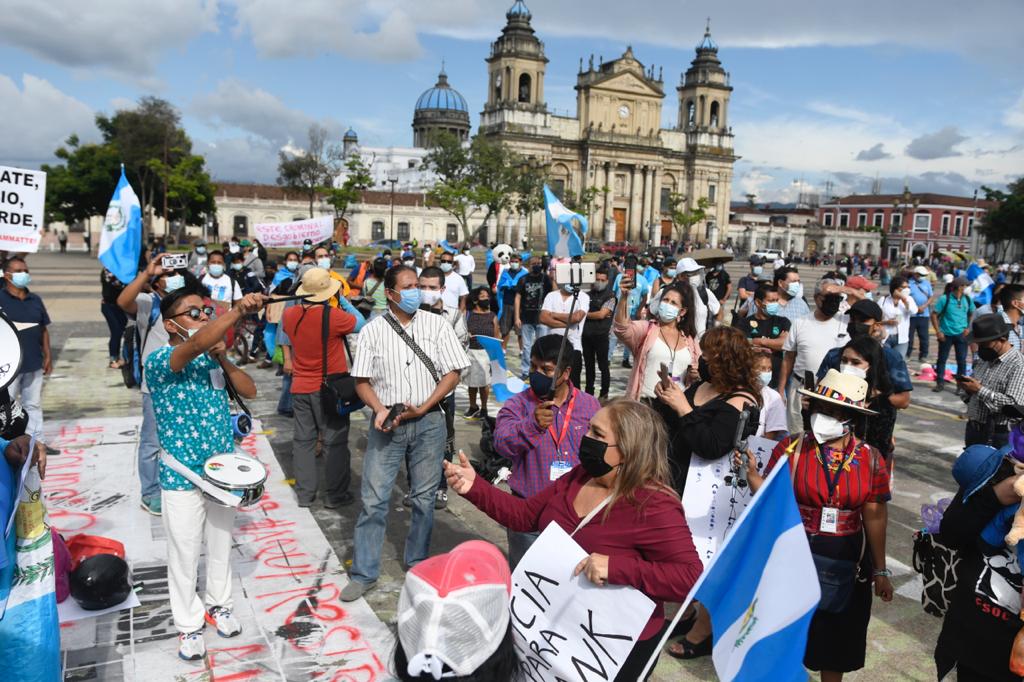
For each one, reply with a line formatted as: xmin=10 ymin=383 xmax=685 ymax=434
xmin=469 ymin=136 xmax=521 ymax=241
xmin=323 ymin=154 xmax=373 ymax=221
xmin=277 ymin=124 xmax=341 ymax=218
xmin=979 ymin=180 xmax=1024 ymax=261
xmin=424 ymin=132 xmax=481 ymax=242
xmin=42 ymin=135 xmax=121 ymax=226
xmin=148 ymin=154 xmax=216 ymax=242
xmin=512 ymin=160 xmax=547 ymax=244
xmin=562 ymin=185 xmax=608 ymax=226
xmin=667 ymin=193 xmax=709 ymax=242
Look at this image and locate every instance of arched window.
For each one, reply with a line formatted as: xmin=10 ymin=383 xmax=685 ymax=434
xmin=709 ymin=101 xmax=720 ymax=128
xmin=698 ymin=95 xmax=706 ymax=125
xmin=518 ymin=73 xmax=532 ymax=103
xmin=232 ymin=215 xmax=248 ymax=237
xmin=397 ymin=222 xmax=410 ymax=240
xmin=686 ymin=101 xmax=696 ymax=126
xmin=372 ymin=221 xmax=385 ymax=240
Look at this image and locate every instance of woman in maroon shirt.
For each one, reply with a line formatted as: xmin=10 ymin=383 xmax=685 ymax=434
xmin=444 ymin=399 xmax=702 ymax=681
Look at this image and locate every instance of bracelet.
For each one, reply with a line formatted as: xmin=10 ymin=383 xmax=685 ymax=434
xmin=872 ymin=569 xmax=892 ymax=577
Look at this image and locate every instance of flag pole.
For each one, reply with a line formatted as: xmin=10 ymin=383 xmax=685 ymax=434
xmin=637 ymin=455 xmax=794 ymax=680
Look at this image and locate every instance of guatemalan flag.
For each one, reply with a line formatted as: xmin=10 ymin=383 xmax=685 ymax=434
xmin=473 ymin=335 xmax=526 ymax=402
xmin=98 ymin=166 xmax=143 ymax=284
xmin=683 ymin=457 xmax=819 ymax=681
xmin=543 ymin=184 xmax=587 ymax=258
xmin=966 ymin=262 xmax=996 ymax=307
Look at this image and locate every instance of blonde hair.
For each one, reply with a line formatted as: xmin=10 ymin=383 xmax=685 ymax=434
xmin=603 ymin=399 xmax=676 ymax=517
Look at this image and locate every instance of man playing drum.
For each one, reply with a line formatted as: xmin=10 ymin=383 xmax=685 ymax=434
xmin=145 ymin=283 xmax=266 ymax=661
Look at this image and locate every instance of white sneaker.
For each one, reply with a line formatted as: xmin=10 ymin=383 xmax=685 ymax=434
xmin=205 ymin=606 xmax=242 ymax=637
xmin=178 ymin=629 xmax=206 ymax=661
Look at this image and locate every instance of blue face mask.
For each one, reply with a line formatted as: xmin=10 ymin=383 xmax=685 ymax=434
xmin=752 ymin=266 xmax=763 ymax=276
xmin=164 ymin=274 xmax=185 ymax=292
xmin=208 ymin=264 xmax=225 ymax=277
xmin=10 ymin=272 xmax=31 ymax=289
xmin=195 ymin=246 xmax=206 ymax=255
xmin=440 ymin=263 xmax=453 ymax=273
xmin=666 ymin=268 xmax=678 ymax=278
xmin=529 ymin=370 xmax=554 ymax=397
xmin=758 ymin=371 xmax=773 ymax=387
xmin=657 ymin=301 xmax=680 ymax=322
xmin=286 ymin=260 xmax=299 ymax=271
xmin=395 ymin=288 xmax=422 ymax=314
xmin=787 ymin=281 xmax=803 ymax=299
xmin=764 ymin=301 xmax=780 ymax=316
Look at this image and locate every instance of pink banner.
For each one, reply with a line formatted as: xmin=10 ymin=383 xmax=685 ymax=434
xmin=254 ymin=215 xmax=334 ymax=248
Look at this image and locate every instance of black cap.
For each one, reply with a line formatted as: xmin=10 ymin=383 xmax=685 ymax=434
xmin=749 ymin=255 xmax=764 ymax=265
xmin=968 ymin=313 xmax=1012 ymax=343
xmin=848 ymin=299 xmax=883 ymax=321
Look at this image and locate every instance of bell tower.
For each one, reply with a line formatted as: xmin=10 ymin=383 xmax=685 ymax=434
xmin=485 ymin=1 xmax=548 ymax=112
xmin=676 ymin=20 xmax=732 ymax=132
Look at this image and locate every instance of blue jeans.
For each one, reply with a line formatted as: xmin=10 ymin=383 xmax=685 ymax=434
xmin=350 ymin=411 xmax=445 ymax=584
xmin=907 ymin=316 xmax=930 ymax=361
xmin=277 ymin=373 xmax=293 ymax=414
xmin=139 ymin=392 xmax=161 ymax=500
xmin=520 ymin=323 xmax=546 ymax=377
xmin=936 ymin=332 xmax=968 ymax=385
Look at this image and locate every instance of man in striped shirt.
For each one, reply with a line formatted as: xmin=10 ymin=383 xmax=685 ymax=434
xmin=493 ymin=333 xmax=601 ymax=567
xmin=341 ymin=265 xmax=469 ymax=601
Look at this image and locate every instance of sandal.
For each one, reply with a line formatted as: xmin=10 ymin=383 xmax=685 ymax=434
xmin=669 ymin=610 xmax=697 ymax=639
xmin=666 ymin=634 xmax=712 ymax=660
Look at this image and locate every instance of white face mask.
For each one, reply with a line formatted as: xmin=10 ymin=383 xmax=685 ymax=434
xmin=689 ymin=274 xmax=702 ymax=286
xmin=810 ymin=412 xmax=849 ymax=444
xmin=839 ymin=363 xmax=867 ymax=379
xmin=419 ymin=289 xmax=442 ymax=306
xmin=171 ymin=319 xmax=199 ymax=343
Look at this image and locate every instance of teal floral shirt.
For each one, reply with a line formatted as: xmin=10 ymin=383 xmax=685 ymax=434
xmin=145 ymin=345 xmax=234 ymax=490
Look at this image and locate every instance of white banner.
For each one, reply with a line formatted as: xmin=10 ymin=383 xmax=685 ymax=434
xmin=682 ymin=435 xmax=779 ymax=567
xmin=511 ymin=523 xmax=655 ymax=682
xmin=254 ymin=215 xmax=334 ymax=248
xmin=0 ymin=166 xmax=46 ymax=252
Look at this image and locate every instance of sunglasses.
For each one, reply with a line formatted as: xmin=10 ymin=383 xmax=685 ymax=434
xmin=171 ymin=306 xmax=215 ymax=321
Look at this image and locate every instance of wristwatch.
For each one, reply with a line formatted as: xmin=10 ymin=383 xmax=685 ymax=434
xmin=872 ymin=568 xmax=892 ymax=577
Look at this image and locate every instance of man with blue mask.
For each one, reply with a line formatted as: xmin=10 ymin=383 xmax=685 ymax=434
xmin=187 ymin=238 xmax=208 ymax=277
xmin=1 ymin=256 xmax=51 ymax=435
xmin=343 ymin=265 xmax=469 ymax=602
xmin=116 ymin=254 xmax=196 ymax=515
xmin=732 ymin=284 xmax=791 ymax=389
xmin=763 ymin=265 xmax=810 ymax=321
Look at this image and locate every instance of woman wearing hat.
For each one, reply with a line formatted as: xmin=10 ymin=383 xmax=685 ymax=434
xmin=742 ymin=369 xmax=893 ymax=680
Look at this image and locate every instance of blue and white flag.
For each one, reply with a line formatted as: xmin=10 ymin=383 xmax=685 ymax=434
xmin=98 ymin=167 xmax=143 ymax=284
xmin=649 ymin=457 xmax=819 ymax=681
xmin=438 ymin=239 xmax=459 ymax=255
xmin=474 ymin=335 xmax=526 ymax=402
xmin=966 ymin=262 xmax=995 ymax=306
xmin=543 ymin=185 xmax=587 ymax=258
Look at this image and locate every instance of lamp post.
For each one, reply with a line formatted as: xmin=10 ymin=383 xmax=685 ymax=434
xmin=386 ymin=175 xmax=398 ymax=242
xmin=892 ymin=185 xmax=920 ymax=263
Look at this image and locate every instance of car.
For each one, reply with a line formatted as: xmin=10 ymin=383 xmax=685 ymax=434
xmin=753 ymin=248 xmax=785 ymax=262
xmin=368 ymin=238 xmax=404 ymax=251
xmin=600 ymin=241 xmax=639 ymax=256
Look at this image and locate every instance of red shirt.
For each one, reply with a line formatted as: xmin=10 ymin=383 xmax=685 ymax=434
xmin=766 ymin=435 xmax=891 ymax=511
xmin=282 ymin=304 xmax=356 ymax=394
xmin=463 ymin=466 xmax=702 ymax=640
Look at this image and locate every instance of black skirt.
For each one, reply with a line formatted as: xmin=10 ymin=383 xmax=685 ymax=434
xmin=804 ymin=532 xmax=874 ymax=673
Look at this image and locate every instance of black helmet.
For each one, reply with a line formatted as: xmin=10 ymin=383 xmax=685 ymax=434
xmin=70 ymin=554 xmax=132 ymax=610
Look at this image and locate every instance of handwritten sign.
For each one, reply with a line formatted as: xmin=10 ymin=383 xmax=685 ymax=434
xmin=682 ymin=435 xmax=780 ymax=567
xmin=254 ymin=215 xmax=333 ymax=248
xmin=510 ymin=523 xmax=655 ymax=682
xmin=0 ymin=166 xmax=46 ymax=252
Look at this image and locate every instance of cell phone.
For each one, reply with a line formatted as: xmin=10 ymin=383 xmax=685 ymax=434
xmin=954 ymin=374 xmax=969 ymax=382
xmin=161 ymin=253 xmax=188 ymax=270
xmin=381 ymin=404 xmax=405 ymax=430
xmin=658 ymin=362 xmax=672 ymax=389
xmin=624 ymin=254 xmax=638 ymax=283
xmin=555 ymin=262 xmax=596 ymax=286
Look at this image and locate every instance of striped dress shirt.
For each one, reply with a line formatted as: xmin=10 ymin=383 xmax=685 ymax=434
xmin=964 ymin=347 xmax=1024 ymax=427
xmin=351 ymin=310 xmax=469 ymax=407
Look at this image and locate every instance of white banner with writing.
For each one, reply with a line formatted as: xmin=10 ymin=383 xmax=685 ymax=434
xmin=511 ymin=523 xmax=655 ymax=682
xmin=254 ymin=215 xmax=334 ymax=248
xmin=682 ymin=435 xmax=780 ymax=567
xmin=0 ymin=166 xmax=46 ymax=252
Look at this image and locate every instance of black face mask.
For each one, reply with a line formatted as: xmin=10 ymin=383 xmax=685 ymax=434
xmin=477 ymin=299 xmax=490 ymax=308
xmin=579 ymin=435 xmax=616 ymax=478
xmin=698 ymin=356 xmax=712 ymax=383
xmin=820 ymin=294 xmax=842 ymax=317
xmin=531 ymin=265 xmax=543 ymax=275
xmin=529 ymin=371 xmax=554 ymax=397
xmin=847 ymin=321 xmax=872 ymax=339
xmin=978 ymin=345 xmax=1000 ymax=362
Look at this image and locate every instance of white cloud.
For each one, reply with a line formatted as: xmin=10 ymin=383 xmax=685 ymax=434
xmin=1005 ymin=90 xmax=1024 ymax=129
xmin=229 ymin=0 xmax=421 ymax=61
xmin=0 ymin=0 xmax=218 ymax=76
xmin=196 ymin=136 xmax=280 ymax=183
xmin=807 ymin=101 xmax=893 ymax=127
xmin=0 ymin=74 xmax=98 ymax=168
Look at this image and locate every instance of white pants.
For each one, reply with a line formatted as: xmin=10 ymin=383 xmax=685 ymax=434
xmin=162 ymin=488 xmax=236 ymax=633
xmin=9 ymin=369 xmax=43 ymax=436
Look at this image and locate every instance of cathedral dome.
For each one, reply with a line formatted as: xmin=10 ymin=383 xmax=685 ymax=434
xmin=414 ymin=69 xmax=468 ymax=113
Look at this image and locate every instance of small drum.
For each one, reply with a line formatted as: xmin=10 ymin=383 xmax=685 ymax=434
xmin=202 ymin=453 xmax=267 ymax=507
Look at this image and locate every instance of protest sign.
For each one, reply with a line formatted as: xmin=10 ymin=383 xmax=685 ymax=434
xmin=511 ymin=523 xmax=654 ymax=682
xmin=254 ymin=215 xmax=334 ymax=248
xmin=0 ymin=166 xmax=46 ymax=252
xmin=681 ymin=435 xmax=779 ymax=566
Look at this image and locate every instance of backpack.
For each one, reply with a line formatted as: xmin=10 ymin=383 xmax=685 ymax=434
xmin=696 ymin=284 xmax=716 ymax=332
xmin=120 ymin=294 xmax=160 ymax=389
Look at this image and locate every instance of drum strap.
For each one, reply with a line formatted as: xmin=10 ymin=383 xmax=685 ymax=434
xmin=159 ymin=452 xmax=240 ymax=508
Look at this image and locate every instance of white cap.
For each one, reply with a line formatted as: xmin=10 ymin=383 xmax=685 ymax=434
xmin=914 ymin=266 xmax=929 ymax=276
xmin=678 ymin=257 xmax=701 ymax=273
xmin=943 ymin=273 xmax=954 ymax=283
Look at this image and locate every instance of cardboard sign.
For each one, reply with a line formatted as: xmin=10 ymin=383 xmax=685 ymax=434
xmin=0 ymin=166 xmax=46 ymax=252
xmin=682 ymin=435 xmax=780 ymax=566
xmin=511 ymin=523 xmax=655 ymax=682
xmin=254 ymin=215 xmax=333 ymax=248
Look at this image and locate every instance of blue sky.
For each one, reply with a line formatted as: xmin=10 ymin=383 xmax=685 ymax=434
xmin=1 ymin=0 xmax=1022 ymax=203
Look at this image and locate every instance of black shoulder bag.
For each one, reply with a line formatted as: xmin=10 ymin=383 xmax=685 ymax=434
xmin=382 ymin=313 xmax=455 ymax=458
xmin=318 ymin=304 xmax=363 ymax=417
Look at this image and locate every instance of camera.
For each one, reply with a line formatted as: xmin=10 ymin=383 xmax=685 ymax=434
xmin=161 ymin=253 xmax=188 ymax=270
xmin=554 ymin=261 xmax=596 ymax=287
xmin=231 ymin=412 xmax=253 ymax=439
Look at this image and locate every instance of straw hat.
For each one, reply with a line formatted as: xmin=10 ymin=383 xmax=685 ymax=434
xmin=798 ymin=368 xmax=877 ymax=415
xmin=296 ymin=267 xmax=341 ymax=303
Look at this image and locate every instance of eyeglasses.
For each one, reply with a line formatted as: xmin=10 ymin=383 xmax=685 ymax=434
xmin=170 ymin=306 xmax=215 ymax=321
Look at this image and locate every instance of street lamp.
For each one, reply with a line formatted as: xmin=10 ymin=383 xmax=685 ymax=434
xmin=385 ymin=175 xmax=398 ymax=242
xmin=892 ymin=185 xmax=920 ymax=262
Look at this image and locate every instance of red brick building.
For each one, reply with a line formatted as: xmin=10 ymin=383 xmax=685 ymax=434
xmin=817 ymin=191 xmax=995 ymax=263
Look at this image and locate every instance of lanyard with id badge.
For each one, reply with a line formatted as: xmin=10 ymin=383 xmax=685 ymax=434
xmin=548 ymin=391 xmax=578 ymax=481
xmin=816 ymin=441 xmax=858 ymax=534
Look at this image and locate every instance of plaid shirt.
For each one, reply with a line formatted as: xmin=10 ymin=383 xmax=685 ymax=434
xmin=493 ymin=386 xmax=601 ymax=498
xmin=964 ymin=347 xmax=1024 ymax=426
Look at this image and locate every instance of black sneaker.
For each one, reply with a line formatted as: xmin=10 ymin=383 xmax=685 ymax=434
xmin=932 ymin=383 xmax=945 ymax=393
xmin=462 ymin=407 xmax=481 ymax=421
xmin=621 ymin=360 xmax=632 ymax=369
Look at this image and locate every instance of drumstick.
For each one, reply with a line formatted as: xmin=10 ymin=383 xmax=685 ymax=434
xmin=262 ymin=294 xmax=312 ymax=306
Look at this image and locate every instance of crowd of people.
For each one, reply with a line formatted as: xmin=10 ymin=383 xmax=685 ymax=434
xmin=6 ymin=237 xmax=1024 ymax=681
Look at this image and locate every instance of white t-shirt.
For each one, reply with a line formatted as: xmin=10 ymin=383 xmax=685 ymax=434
xmin=202 ymin=273 xmax=243 ymax=303
xmin=455 ymin=252 xmax=475 ymax=276
xmin=879 ymin=293 xmax=918 ymax=344
xmin=541 ymin=289 xmax=591 ymax=352
xmin=783 ymin=314 xmax=849 ymax=377
xmin=691 ymin=284 xmax=721 ymax=340
xmin=757 ymin=387 xmax=788 ymax=437
xmin=442 ymin=271 xmax=469 ymax=309
xmin=640 ymin=337 xmax=692 ymax=398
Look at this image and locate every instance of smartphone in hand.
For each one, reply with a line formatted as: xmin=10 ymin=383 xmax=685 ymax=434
xmin=382 ymin=404 xmax=405 ymax=430
xmin=658 ymin=362 xmax=672 ymax=389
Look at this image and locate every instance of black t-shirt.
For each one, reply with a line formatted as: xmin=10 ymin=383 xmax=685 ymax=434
xmin=705 ymin=268 xmax=731 ymax=300
xmin=516 ymin=273 xmax=552 ymax=325
xmin=737 ymin=275 xmax=759 ymax=295
xmin=733 ymin=314 xmax=791 ymax=389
